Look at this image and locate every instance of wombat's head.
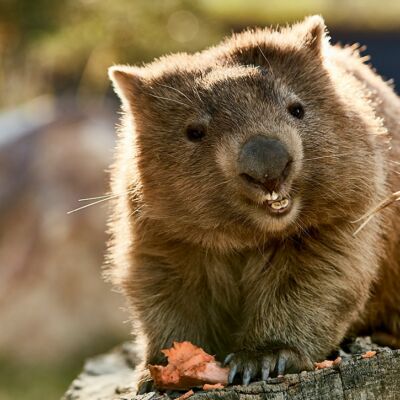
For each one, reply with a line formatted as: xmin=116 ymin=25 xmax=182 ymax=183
xmin=109 ymin=16 xmax=385 ymax=251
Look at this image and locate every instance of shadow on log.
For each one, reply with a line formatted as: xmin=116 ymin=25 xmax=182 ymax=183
xmin=63 ymin=338 xmax=400 ymax=400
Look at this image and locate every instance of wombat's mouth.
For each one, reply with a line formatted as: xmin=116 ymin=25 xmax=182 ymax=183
xmin=262 ymin=192 xmax=292 ymax=215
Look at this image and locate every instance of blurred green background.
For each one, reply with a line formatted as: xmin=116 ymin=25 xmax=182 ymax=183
xmin=0 ymin=1 xmax=399 ymax=399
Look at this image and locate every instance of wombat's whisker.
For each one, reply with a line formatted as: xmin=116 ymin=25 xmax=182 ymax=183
xmin=208 ymin=178 xmax=235 ymax=189
xmin=300 ymin=178 xmax=371 ymax=204
xmin=148 ymin=93 xmax=190 ymax=107
xmin=352 ymin=190 xmax=400 ymax=236
xmin=79 ymin=194 xmax=111 ymax=201
xmin=79 ymin=194 xmax=116 ymax=202
xmin=257 ymin=45 xmax=275 ymax=78
xmin=159 ymin=84 xmax=194 ymax=104
xmin=386 ymin=167 xmax=400 ymax=175
xmin=129 ymin=204 xmax=145 ymax=218
xmin=67 ymin=197 xmax=114 ymax=214
xmin=68 ymin=190 xmax=135 ymax=214
xmin=388 ymin=159 xmax=400 ymax=166
xmin=78 ymin=189 xmax=135 ymax=202
xmin=192 ymin=86 xmax=204 ymax=104
xmin=299 ymin=152 xmax=360 ymax=162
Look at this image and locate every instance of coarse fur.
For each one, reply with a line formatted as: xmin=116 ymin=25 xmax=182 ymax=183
xmin=107 ymin=16 xmax=400 ymax=387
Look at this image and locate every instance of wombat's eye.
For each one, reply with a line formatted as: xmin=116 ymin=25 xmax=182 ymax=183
xmin=185 ymin=123 xmax=206 ymax=142
xmin=288 ymin=103 xmax=305 ymax=119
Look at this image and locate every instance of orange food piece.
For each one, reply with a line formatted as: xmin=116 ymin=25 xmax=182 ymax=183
xmin=176 ymin=390 xmax=194 ymax=400
xmin=203 ymin=383 xmax=225 ymax=390
xmin=314 ymin=356 xmax=341 ymax=370
xmin=361 ymin=350 xmax=377 ymax=359
xmin=333 ymin=356 xmax=342 ymax=366
xmin=149 ymin=341 xmax=229 ymax=390
xmin=314 ymin=360 xmax=334 ymax=370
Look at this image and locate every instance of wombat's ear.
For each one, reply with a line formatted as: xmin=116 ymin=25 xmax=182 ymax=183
xmin=298 ymin=15 xmax=327 ymax=54
xmin=108 ymin=65 xmax=145 ymax=107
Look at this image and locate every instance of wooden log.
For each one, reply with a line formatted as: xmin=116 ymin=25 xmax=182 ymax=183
xmin=63 ymin=338 xmax=400 ymax=400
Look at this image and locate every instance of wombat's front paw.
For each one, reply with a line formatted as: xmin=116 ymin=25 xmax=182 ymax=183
xmin=224 ymin=348 xmax=313 ymax=385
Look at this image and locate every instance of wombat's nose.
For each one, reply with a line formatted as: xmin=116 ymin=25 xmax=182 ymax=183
xmin=238 ymin=135 xmax=291 ymax=192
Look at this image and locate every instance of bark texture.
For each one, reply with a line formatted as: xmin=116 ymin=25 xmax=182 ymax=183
xmin=63 ymin=338 xmax=400 ymax=400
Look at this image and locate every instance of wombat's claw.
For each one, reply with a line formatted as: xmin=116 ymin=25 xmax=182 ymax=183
xmin=136 ymin=377 xmax=155 ymax=394
xmin=224 ymin=349 xmax=312 ymax=385
xmin=224 ymin=350 xmax=263 ymax=385
xmin=228 ymin=362 xmax=238 ymax=384
xmin=276 ymin=353 xmax=287 ymax=376
xmin=223 ymin=353 xmax=234 ymax=365
xmin=261 ymin=358 xmax=270 ymax=381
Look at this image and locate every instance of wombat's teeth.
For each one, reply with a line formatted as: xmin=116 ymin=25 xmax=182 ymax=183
xmin=280 ymin=198 xmax=289 ymax=208
xmin=265 ymin=193 xmax=273 ymax=201
xmin=270 ymin=198 xmax=290 ymax=210
xmin=271 ymin=191 xmax=279 ymax=201
xmin=271 ymin=201 xmax=282 ymax=210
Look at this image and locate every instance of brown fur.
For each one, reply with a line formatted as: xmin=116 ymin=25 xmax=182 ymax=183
xmin=107 ymin=16 xmax=400 ymax=385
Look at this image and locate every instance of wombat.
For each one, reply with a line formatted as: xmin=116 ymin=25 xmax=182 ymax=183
xmin=107 ymin=15 xmax=400 ymax=389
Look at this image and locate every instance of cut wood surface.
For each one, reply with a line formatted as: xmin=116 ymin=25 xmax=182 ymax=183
xmin=63 ymin=338 xmax=400 ymax=400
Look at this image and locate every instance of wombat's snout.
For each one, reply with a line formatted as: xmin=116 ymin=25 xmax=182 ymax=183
xmin=238 ymin=135 xmax=292 ymax=192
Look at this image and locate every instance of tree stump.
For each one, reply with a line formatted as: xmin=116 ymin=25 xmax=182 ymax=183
xmin=63 ymin=338 xmax=400 ymax=400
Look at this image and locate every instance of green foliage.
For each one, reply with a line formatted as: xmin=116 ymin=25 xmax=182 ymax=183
xmin=0 ymin=0 xmax=399 ymax=107
xmin=0 ymin=335 xmax=126 ymax=400
xmin=0 ymin=0 xmax=224 ymax=106
xmin=0 ymin=358 xmax=79 ymax=400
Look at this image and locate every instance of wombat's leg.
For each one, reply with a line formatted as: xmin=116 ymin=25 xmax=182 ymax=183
xmin=134 ymin=305 xmax=207 ymax=394
xmin=127 ymin=255 xmax=211 ymax=393
xmin=359 ymin=299 xmax=400 ymax=349
xmin=371 ymin=332 xmax=400 ymax=348
xmin=226 ymin=226 xmax=380 ymax=384
xmin=361 ymin=245 xmax=400 ymax=349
